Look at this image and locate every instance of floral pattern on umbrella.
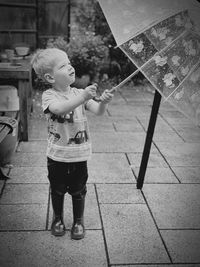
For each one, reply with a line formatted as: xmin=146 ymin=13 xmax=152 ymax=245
xmin=121 ymin=33 xmax=158 ymax=67
xmin=168 ymin=63 xmax=200 ymax=125
xmin=142 ymin=57 xmax=180 ymax=96
xmin=164 ymin=31 xmax=200 ymax=83
xmin=145 ymin=10 xmax=194 ymax=50
xmin=98 ymin=0 xmax=200 ymax=126
xmin=120 ymin=10 xmax=200 ymax=104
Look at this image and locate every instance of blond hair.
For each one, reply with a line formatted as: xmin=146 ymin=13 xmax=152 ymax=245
xmin=31 ymin=48 xmax=67 ymax=80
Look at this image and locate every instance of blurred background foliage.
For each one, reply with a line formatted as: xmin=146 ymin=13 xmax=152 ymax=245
xmin=44 ymin=0 xmax=144 ymax=86
xmin=0 ymin=0 xmax=145 ymax=88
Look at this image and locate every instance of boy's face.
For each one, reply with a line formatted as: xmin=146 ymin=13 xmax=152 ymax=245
xmin=52 ymin=51 xmax=75 ymax=88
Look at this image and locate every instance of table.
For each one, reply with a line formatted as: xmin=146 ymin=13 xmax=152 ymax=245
xmin=0 ymin=61 xmax=32 ymax=141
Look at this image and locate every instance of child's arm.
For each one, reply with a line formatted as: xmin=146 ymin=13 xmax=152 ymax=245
xmin=48 ymin=85 xmax=97 ymax=115
xmin=86 ymin=89 xmax=113 ymax=115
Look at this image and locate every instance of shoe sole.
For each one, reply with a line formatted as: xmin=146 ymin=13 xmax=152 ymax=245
xmin=51 ymin=230 xmax=66 ymax=237
xmin=71 ymin=231 xmax=85 ymax=240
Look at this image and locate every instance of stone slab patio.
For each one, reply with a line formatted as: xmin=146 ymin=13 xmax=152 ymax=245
xmin=1 ymin=85 xmax=200 ymax=266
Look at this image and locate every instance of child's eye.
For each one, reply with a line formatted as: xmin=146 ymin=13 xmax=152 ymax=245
xmin=60 ymin=63 xmax=71 ymax=68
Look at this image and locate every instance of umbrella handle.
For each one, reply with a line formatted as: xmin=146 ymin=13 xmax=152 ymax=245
xmin=93 ymin=68 xmax=140 ymax=102
xmin=93 ymin=87 xmax=118 ymax=102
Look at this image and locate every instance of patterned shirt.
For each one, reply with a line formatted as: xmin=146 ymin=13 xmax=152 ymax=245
xmin=42 ymin=87 xmax=93 ymax=162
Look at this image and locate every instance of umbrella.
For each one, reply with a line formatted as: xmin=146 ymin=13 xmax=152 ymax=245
xmin=98 ymin=0 xmax=200 ymax=126
xmin=98 ymin=0 xmax=200 ymax=188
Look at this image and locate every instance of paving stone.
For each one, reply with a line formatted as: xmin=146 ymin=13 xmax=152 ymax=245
xmin=28 ymin=119 xmax=47 ymax=140
xmin=0 ymin=230 xmax=107 ymax=267
xmin=87 ymin=110 xmax=111 ymax=120
xmin=126 ymin=98 xmax=153 ymax=105
xmin=113 ymin=121 xmax=144 ymax=132
xmin=2 ymin=87 xmax=200 ymax=266
xmin=29 ymin=117 xmax=47 ymax=124
xmin=163 ymin=117 xmax=195 ymax=127
xmin=159 ymin=110 xmax=186 ymax=119
xmin=160 ymin=101 xmax=181 ymax=111
xmin=0 ymin=184 xmax=49 ymax=204
xmin=0 ymin=204 xmax=47 ymax=230
xmin=158 ymin=143 xmax=200 ymax=156
xmin=108 ymin=92 xmax=127 ymax=105
xmin=170 ymin=124 xmax=200 ymax=132
xmin=161 ymin=230 xmax=200 ymax=263
xmin=120 ymin=88 xmax=145 ymax=98
xmin=18 ymin=140 xmax=47 ymax=152
xmin=110 ymin=98 xmax=127 ymax=106
xmin=96 ymin=184 xmax=144 ymax=204
xmin=120 ymin=87 xmax=149 ymax=100
xmin=171 ymin=167 xmax=200 ymax=183
xmin=136 ymin=116 xmax=169 ymax=130
xmin=114 ymin=264 xmax=200 ymax=267
xmin=117 ymin=91 xmax=147 ymax=102
xmin=143 ymin=184 xmax=200 ymax=229
xmin=91 ymin=132 xmax=157 ymax=153
xmin=138 ymin=118 xmax=184 ymax=144
xmin=154 ymin=122 xmax=180 ymax=133
xmin=133 ymin=167 xmax=179 ymax=184
xmin=11 ymin=152 xmax=46 ymax=167
xmin=100 ymin=204 xmax=170 ymax=265
xmin=28 ymin=128 xmax=47 ymax=140
xmin=107 ymin=104 xmax=151 ymax=117
xmin=127 ymin=152 xmax=168 ymax=168
xmin=7 ymin=167 xmax=48 ymax=184
xmin=157 ymin=143 xmax=200 ymax=167
xmin=153 ymin=131 xmax=184 ymax=143
xmin=88 ymin=153 xmax=135 ymax=183
xmin=48 ymin=184 xmax=101 ymax=230
xmin=88 ymin=115 xmax=115 ymax=132
xmin=175 ymin=128 xmax=200 ymax=143
xmin=91 ymin=132 xmax=121 ymax=153
xmin=109 ymin=116 xmax=142 ymax=123
xmin=89 ymin=122 xmax=115 ymax=132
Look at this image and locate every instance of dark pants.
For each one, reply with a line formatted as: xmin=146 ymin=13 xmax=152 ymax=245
xmin=47 ymin=157 xmax=88 ymax=196
xmin=47 ymin=157 xmax=88 ymax=217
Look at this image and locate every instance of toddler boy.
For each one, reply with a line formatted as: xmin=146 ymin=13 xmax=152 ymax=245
xmin=31 ymin=48 xmax=113 ymax=239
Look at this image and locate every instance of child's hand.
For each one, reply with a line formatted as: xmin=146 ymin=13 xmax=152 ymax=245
xmin=100 ymin=89 xmax=114 ymax=104
xmin=82 ymin=84 xmax=97 ymax=101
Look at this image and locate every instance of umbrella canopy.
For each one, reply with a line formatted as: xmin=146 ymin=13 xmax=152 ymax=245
xmin=98 ymin=0 xmax=200 ymax=46
xmin=98 ymin=0 xmax=200 ymax=126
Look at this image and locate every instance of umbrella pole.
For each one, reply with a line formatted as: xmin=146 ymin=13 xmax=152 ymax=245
xmin=137 ymin=89 xmax=162 ymax=189
xmin=93 ymin=69 xmax=140 ymax=102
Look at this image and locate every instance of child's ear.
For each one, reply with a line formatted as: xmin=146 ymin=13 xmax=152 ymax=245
xmin=44 ymin=73 xmax=55 ymax=84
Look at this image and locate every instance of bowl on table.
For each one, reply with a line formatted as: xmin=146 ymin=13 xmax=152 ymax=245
xmin=14 ymin=44 xmax=30 ymax=57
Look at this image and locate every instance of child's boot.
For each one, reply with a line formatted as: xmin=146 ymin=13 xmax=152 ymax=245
xmin=71 ymin=193 xmax=85 ymax=240
xmin=51 ymin=191 xmax=66 ymax=236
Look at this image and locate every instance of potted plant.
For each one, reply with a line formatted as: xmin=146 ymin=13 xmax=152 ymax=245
xmin=46 ymin=33 xmax=109 ymax=88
